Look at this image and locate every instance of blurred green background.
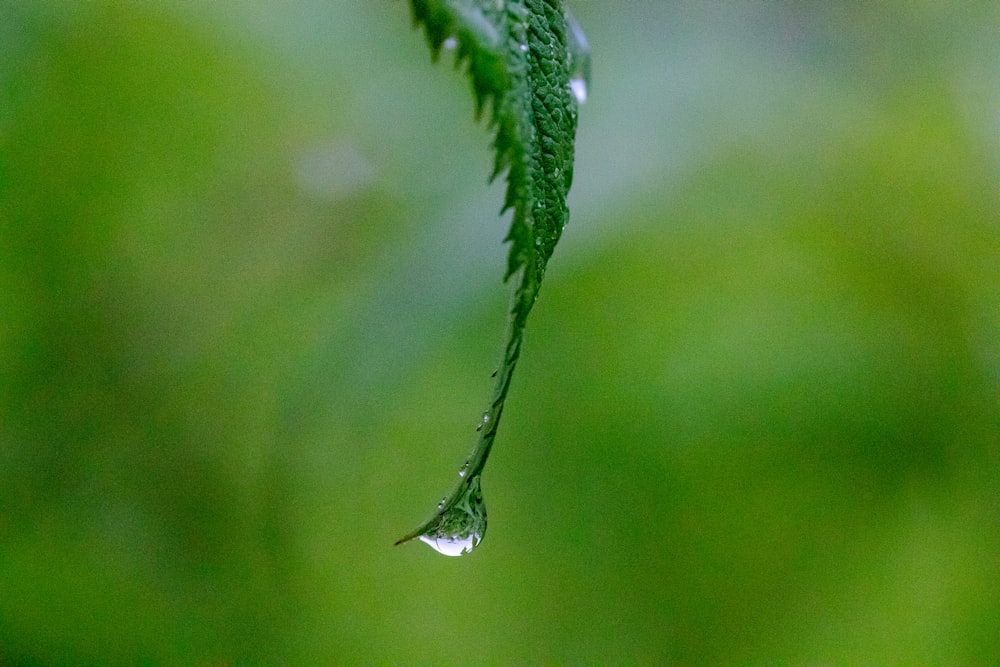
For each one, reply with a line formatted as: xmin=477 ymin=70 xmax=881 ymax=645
xmin=2 ymin=1 xmax=999 ymax=662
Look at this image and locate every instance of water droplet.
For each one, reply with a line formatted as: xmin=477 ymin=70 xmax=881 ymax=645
xmin=419 ymin=533 xmax=479 ymax=557
xmin=535 ymin=237 xmax=542 ymax=247
xmin=476 ymin=412 xmax=490 ymax=431
xmin=565 ymin=8 xmax=591 ymax=104
xmin=553 ymin=167 xmax=561 ymax=178
xmin=519 ymin=43 xmax=528 ymax=53
xmin=416 ymin=476 xmax=487 ymax=557
xmin=442 ymin=36 xmax=458 ymax=51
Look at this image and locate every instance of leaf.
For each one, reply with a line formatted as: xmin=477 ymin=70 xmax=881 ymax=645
xmin=396 ymin=0 xmax=588 ymax=555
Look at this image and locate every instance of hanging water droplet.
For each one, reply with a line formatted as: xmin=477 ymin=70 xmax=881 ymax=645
xmin=419 ymin=532 xmax=479 ymax=557
xmin=442 ymin=36 xmax=458 ymax=51
xmin=412 ymin=475 xmax=487 ymax=557
xmin=458 ymin=460 xmax=469 ymax=478
xmin=565 ymin=8 xmax=591 ymax=105
xmin=519 ymin=43 xmax=528 ymax=53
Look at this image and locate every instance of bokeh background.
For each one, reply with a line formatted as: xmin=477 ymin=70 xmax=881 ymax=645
xmin=3 ymin=1 xmax=999 ymax=662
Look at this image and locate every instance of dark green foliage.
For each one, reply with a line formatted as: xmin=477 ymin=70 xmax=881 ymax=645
xmin=398 ymin=0 xmax=583 ymax=551
xmin=410 ymin=0 xmax=578 ymax=280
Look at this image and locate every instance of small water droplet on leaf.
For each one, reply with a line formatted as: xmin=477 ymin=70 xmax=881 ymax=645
xmin=565 ymin=8 xmax=591 ymax=105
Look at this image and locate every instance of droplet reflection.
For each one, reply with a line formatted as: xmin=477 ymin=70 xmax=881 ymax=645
xmin=565 ymin=8 xmax=590 ymax=105
xmin=396 ymin=475 xmax=487 ymax=557
xmin=419 ymin=533 xmax=480 ymax=557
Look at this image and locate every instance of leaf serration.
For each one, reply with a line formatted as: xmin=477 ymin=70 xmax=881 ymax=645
xmin=398 ymin=0 xmax=587 ymax=553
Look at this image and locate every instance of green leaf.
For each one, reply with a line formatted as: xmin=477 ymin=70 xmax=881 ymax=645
xmin=395 ymin=0 xmax=588 ymax=555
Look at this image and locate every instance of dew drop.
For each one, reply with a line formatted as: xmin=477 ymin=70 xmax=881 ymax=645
xmin=565 ymin=9 xmax=591 ymax=105
xmin=419 ymin=532 xmax=481 ymax=557
xmin=442 ymin=36 xmax=458 ymax=51
xmin=519 ymin=43 xmax=528 ymax=53
xmin=415 ymin=476 xmax=487 ymax=557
